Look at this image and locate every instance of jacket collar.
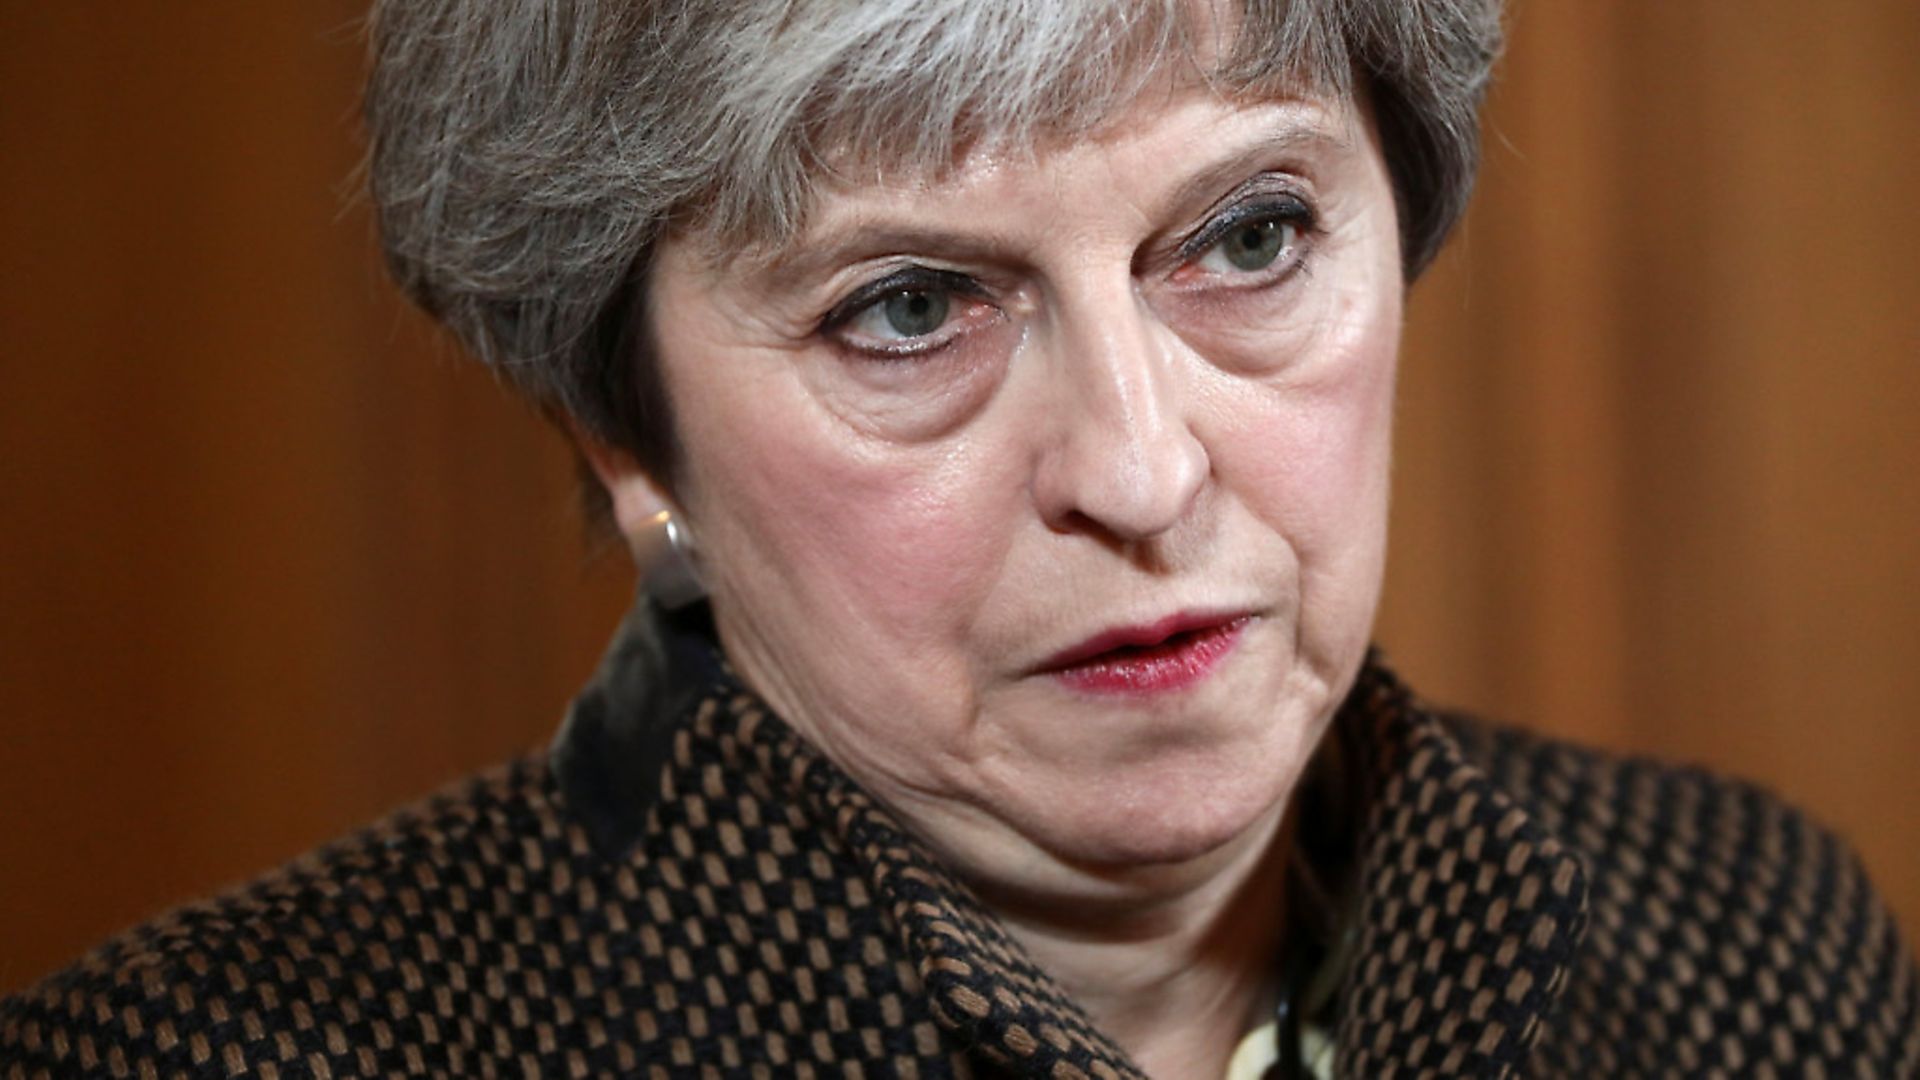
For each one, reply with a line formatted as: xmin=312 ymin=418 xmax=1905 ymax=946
xmin=551 ymin=598 xmax=1590 ymax=1077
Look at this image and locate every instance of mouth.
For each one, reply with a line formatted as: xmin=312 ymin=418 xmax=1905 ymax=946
xmin=1038 ymin=611 xmax=1254 ymax=696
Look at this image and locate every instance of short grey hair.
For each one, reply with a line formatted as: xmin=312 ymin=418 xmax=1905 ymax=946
xmin=366 ymin=0 xmax=1501 ymax=478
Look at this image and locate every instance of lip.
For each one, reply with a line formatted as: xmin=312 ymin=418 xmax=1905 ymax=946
xmin=1037 ymin=611 xmax=1254 ymax=696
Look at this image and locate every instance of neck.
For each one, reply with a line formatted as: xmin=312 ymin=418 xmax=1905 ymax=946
xmin=981 ymin=804 xmax=1295 ymax=1080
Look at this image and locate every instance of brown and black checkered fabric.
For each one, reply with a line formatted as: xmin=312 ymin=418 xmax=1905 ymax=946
xmin=4 ymin=601 xmax=1917 ymax=1078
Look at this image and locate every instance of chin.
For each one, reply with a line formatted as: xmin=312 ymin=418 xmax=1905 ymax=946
xmin=1021 ymin=751 xmax=1301 ymax=871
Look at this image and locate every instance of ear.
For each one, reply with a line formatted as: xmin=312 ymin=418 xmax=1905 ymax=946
xmin=573 ymin=428 xmax=675 ymax=566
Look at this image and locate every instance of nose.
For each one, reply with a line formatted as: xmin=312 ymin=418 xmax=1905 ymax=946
xmin=1030 ymin=285 xmax=1208 ymax=544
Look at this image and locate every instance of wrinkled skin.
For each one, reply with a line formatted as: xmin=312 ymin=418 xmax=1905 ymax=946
xmin=596 ymin=85 xmax=1403 ymax=917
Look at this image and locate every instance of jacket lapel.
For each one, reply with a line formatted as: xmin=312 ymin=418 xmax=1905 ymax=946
xmin=1335 ymin=663 xmax=1591 ymax=1077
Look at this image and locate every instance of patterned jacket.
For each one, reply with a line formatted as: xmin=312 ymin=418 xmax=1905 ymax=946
xmin=4 ymin=600 xmax=1917 ymax=1078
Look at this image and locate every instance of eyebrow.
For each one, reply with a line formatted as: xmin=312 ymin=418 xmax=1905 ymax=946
xmin=750 ymin=121 xmax=1355 ymax=287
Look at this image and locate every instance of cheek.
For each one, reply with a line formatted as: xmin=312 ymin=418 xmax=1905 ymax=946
xmin=1234 ymin=287 xmax=1396 ymax=502
xmin=1210 ymin=278 xmax=1399 ymax=620
xmin=680 ymin=371 xmax=1009 ymax=667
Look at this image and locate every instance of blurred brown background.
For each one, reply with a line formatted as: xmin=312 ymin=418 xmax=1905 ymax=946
xmin=2 ymin=4 xmax=1915 ymax=992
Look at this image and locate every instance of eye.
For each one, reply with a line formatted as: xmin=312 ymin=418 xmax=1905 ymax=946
xmin=1181 ymin=194 xmax=1316 ymax=282
xmin=1202 ymin=217 xmax=1297 ymax=273
xmin=852 ymin=288 xmax=951 ymax=341
xmin=820 ymin=267 xmax=996 ymax=357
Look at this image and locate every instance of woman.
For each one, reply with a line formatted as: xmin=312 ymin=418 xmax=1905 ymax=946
xmin=3 ymin=0 xmax=1914 ymax=1076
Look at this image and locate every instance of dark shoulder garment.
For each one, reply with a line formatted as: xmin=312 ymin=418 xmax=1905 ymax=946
xmin=4 ymin=601 xmax=1917 ymax=1078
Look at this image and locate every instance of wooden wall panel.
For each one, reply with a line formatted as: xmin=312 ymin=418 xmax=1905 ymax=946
xmin=0 ymin=6 xmax=635 ymax=991
xmin=3 ymin=2 xmax=1916 ymax=990
xmin=1381 ymin=1 xmax=1920 ymax=942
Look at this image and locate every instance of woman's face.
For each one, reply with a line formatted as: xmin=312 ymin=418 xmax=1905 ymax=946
xmin=633 ymin=86 xmax=1402 ymax=890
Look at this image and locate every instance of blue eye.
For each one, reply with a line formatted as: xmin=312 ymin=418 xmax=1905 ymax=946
xmin=1196 ymin=214 xmax=1305 ymax=276
xmin=1208 ymin=218 xmax=1296 ymax=272
xmin=854 ymin=288 xmax=952 ymax=340
xmin=1185 ymin=193 xmax=1316 ymax=280
xmin=822 ymin=267 xmax=989 ymax=356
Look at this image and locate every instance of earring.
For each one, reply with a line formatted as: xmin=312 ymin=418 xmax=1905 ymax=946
xmin=645 ymin=509 xmax=706 ymax=610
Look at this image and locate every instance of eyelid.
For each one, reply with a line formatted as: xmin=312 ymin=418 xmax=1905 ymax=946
xmin=1177 ymin=191 xmax=1318 ymax=265
xmin=818 ymin=266 xmax=985 ymax=333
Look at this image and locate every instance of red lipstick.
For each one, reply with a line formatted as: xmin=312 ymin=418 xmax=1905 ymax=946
xmin=1040 ymin=612 xmax=1251 ymax=696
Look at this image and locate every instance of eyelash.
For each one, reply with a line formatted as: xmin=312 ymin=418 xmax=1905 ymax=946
xmin=1176 ymin=193 xmax=1320 ymax=283
xmin=818 ymin=190 xmax=1322 ymax=359
xmin=816 ymin=267 xmax=990 ymax=359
